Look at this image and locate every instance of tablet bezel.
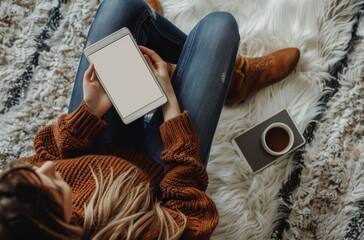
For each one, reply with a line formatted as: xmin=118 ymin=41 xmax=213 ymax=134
xmin=83 ymin=27 xmax=167 ymax=124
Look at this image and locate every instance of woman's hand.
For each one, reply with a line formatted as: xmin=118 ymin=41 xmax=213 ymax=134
xmin=83 ymin=64 xmax=112 ymax=118
xmin=139 ymin=46 xmax=181 ymax=121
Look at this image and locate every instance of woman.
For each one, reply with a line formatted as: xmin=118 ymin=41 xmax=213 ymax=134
xmin=0 ymin=0 xmax=299 ymax=239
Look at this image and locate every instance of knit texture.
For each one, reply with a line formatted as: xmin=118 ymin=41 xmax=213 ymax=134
xmin=20 ymin=102 xmax=218 ymax=239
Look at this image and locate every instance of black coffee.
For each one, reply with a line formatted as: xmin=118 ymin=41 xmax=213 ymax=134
xmin=265 ymin=127 xmax=289 ymax=152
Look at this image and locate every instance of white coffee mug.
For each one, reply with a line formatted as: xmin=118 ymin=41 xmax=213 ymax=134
xmin=261 ymin=122 xmax=294 ymax=156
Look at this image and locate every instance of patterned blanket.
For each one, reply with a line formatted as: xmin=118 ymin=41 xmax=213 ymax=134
xmin=1 ymin=0 xmax=363 ymax=239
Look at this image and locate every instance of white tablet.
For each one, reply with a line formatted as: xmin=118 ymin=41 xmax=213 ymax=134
xmin=83 ymin=27 xmax=167 ymax=124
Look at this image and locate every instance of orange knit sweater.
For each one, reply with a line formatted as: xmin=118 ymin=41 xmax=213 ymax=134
xmin=20 ymin=102 xmax=218 ymax=239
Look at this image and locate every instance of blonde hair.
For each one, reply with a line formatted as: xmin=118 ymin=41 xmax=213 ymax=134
xmin=83 ymin=166 xmax=187 ymax=240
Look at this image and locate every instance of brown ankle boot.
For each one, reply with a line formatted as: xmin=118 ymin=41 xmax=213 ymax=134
xmin=145 ymin=0 xmax=164 ymax=15
xmin=225 ymin=48 xmax=300 ymax=106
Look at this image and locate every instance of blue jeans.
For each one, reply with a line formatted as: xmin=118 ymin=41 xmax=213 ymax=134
xmin=68 ymin=0 xmax=240 ymax=166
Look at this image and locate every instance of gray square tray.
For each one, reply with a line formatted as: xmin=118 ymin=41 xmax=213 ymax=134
xmin=232 ymin=109 xmax=306 ymax=173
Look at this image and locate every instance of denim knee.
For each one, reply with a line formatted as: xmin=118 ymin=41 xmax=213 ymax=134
xmin=198 ymin=12 xmax=240 ymax=45
xmin=85 ymin=0 xmax=152 ymax=46
xmin=99 ymin=0 xmax=148 ymax=12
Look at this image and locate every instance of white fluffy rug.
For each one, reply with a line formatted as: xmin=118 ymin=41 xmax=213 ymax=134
xmin=1 ymin=0 xmax=363 ymax=239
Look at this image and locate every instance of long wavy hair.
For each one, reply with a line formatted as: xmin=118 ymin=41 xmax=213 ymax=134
xmin=83 ymin=166 xmax=186 ymax=240
xmin=0 ymin=161 xmax=186 ymax=240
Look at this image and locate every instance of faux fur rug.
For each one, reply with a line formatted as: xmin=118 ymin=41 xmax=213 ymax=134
xmin=0 ymin=0 xmax=363 ymax=239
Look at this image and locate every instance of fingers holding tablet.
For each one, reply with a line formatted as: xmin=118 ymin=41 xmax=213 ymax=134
xmin=83 ymin=64 xmax=112 ymax=118
xmin=139 ymin=46 xmax=169 ymax=79
xmin=139 ymin=46 xmax=175 ymax=101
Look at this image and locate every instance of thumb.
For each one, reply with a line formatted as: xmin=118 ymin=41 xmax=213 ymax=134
xmin=90 ymin=72 xmax=95 ymax=82
xmin=144 ymin=54 xmax=157 ymax=74
xmin=84 ymin=64 xmax=94 ymax=80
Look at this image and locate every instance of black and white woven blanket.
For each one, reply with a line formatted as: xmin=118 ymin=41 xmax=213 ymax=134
xmin=1 ymin=0 xmax=364 ymax=239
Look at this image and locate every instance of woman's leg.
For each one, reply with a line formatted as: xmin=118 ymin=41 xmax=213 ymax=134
xmin=140 ymin=12 xmax=240 ymax=166
xmin=68 ymin=0 xmax=187 ymax=146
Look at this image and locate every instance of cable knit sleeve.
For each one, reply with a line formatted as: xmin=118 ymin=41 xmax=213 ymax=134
xmin=159 ymin=111 xmax=219 ymax=240
xmin=33 ymin=101 xmax=106 ymax=160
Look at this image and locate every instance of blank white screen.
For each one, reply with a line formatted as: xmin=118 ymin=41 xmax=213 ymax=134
xmin=88 ymin=34 xmax=163 ymax=117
